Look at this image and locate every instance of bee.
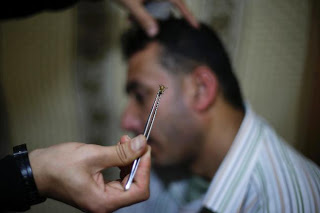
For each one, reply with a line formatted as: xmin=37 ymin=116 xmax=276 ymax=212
xmin=159 ymin=84 xmax=167 ymax=95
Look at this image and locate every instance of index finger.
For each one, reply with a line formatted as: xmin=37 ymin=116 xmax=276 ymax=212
xmin=107 ymin=146 xmax=151 ymax=205
xmin=170 ymin=0 xmax=199 ymax=28
xmin=129 ymin=146 xmax=151 ymax=191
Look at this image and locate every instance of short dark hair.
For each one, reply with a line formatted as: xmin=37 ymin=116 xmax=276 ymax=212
xmin=121 ymin=18 xmax=244 ymax=111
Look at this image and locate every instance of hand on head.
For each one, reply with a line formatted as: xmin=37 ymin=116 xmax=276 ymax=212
xmin=29 ymin=135 xmax=151 ymax=213
xmin=115 ymin=0 xmax=199 ymax=36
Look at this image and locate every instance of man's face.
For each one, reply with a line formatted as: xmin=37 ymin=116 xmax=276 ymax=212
xmin=121 ymin=43 xmax=202 ymax=167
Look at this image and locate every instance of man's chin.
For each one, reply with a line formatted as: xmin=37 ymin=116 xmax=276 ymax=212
xmin=153 ymin=161 xmax=192 ymax=182
xmin=152 ymin=155 xmax=194 ymax=172
xmin=150 ymin=151 xmax=163 ymax=165
xmin=151 ymin=155 xmax=186 ymax=169
xmin=148 ymin=140 xmax=161 ymax=158
xmin=150 ymin=151 xmax=172 ymax=167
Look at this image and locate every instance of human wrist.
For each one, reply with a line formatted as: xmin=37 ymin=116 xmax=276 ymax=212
xmin=28 ymin=149 xmax=44 ymax=194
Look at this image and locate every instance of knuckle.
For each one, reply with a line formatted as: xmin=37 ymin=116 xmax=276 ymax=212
xmin=116 ymin=143 xmax=129 ymax=165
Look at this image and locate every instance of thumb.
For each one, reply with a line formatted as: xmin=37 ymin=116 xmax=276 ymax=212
xmin=99 ymin=135 xmax=147 ymax=168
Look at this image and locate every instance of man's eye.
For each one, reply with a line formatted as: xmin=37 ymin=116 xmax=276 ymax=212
xmin=134 ymin=93 xmax=145 ymax=104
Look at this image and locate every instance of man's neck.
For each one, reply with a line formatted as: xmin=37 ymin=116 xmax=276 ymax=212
xmin=191 ymin=100 xmax=245 ymax=180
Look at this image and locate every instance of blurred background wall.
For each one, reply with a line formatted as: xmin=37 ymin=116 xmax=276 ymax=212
xmin=0 ymin=0 xmax=318 ymax=212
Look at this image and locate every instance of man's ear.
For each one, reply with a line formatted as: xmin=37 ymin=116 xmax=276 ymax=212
xmin=190 ymin=66 xmax=219 ymax=111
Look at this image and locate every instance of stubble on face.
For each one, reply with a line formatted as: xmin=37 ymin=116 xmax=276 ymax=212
xmin=125 ymin=42 xmax=203 ymax=170
xmin=149 ymin=79 xmax=203 ymax=169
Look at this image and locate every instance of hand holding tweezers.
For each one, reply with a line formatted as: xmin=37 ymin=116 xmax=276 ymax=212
xmin=124 ymin=85 xmax=166 ymax=190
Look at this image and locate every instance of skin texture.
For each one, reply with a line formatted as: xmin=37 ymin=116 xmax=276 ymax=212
xmin=122 ymin=43 xmax=204 ymax=167
xmin=29 ymin=135 xmax=151 ymax=213
xmin=121 ymin=42 xmax=245 ymax=179
xmin=116 ymin=0 xmax=199 ymax=36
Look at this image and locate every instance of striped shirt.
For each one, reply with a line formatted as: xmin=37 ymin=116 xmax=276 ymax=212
xmin=202 ymin=106 xmax=320 ymax=212
xmin=116 ymin=106 xmax=320 ymax=213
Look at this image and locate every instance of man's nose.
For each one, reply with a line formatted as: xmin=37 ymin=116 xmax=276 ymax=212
xmin=121 ymin=105 xmax=144 ymax=134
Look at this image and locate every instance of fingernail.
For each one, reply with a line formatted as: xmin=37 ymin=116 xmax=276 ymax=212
xmin=124 ymin=135 xmax=131 ymax=141
xmin=131 ymin=136 xmax=144 ymax=151
xmin=147 ymin=26 xmax=158 ymax=37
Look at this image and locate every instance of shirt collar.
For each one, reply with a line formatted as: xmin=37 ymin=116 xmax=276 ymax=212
xmin=202 ymin=105 xmax=263 ymax=212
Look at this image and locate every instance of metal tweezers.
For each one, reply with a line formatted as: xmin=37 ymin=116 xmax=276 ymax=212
xmin=125 ymin=85 xmax=166 ymax=190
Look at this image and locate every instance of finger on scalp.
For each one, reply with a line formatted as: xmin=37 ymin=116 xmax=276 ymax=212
xmin=170 ymin=0 xmax=199 ymax=28
xmin=129 ymin=3 xmax=158 ymax=36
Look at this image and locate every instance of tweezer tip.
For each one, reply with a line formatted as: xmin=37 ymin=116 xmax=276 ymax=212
xmin=124 ymin=183 xmax=131 ymax=191
xmin=159 ymin=84 xmax=167 ymax=95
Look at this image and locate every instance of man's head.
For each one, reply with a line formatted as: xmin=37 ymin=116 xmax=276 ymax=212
xmin=120 ymin=18 xmax=244 ymax=169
